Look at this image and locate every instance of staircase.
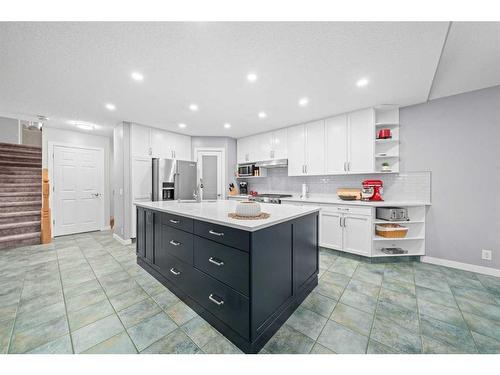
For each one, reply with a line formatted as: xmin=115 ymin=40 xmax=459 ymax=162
xmin=0 ymin=142 xmax=42 ymax=249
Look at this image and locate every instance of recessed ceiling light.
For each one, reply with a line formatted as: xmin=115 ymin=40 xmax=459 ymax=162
xmin=246 ymin=73 xmax=258 ymax=82
xmin=77 ymin=124 xmax=94 ymax=131
xmin=298 ymin=97 xmax=309 ymax=107
xmin=356 ymin=78 xmax=369 ymax=87
xmin=189 ymin=104 xmax=199 ymax=111
xmin=224 ymin=123 xmax=231 ymax=129
xmin=105 ymin=103 xmax=116 ymax=111
xmin=258 ymin=112 xmax=267 ymax=119
xmin=131 ymin=72 xmax=144 ymax=81
xmin=178 ymin=123 xmax=187 ymax=129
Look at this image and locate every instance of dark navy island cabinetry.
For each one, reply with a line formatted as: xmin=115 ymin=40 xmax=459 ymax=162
xmin=135 ymin=204 xmax=319 ymax=353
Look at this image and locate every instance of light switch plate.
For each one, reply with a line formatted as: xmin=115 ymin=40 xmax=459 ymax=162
xmin=482 ymin=249 xmax=492 ymax=261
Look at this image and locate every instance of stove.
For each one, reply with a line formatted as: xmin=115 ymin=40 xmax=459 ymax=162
xmin=251 ymin=193 xmax=292 ymax=204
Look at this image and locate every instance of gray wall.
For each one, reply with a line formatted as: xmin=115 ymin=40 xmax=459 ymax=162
xmin=191 ymin=137 xmax=237 ymax=192
xmin=400 ymin=85 xmax=500 ymax=269
xmin=0 ymin=116 xmax=19 ymax=144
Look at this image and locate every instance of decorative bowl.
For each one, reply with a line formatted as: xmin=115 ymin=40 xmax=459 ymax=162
xmin=235 ymin=201 xmax=262 ymax=217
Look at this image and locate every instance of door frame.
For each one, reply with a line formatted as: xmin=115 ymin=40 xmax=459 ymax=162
xmin=194 ymin=147 xmax=226 ymax=200
xmin=48 ymin=142 xmax=106 ymax=237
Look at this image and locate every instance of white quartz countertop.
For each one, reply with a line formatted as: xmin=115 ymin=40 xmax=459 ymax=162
xmin=134 ymin=200 xmax=320 ymax=232
xmin=281 ymin=196 xmax=431 ymax=207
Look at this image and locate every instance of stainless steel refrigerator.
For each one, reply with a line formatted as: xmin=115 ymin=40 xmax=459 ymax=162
xmin=152 ymin=158 xmax=198 ymax=201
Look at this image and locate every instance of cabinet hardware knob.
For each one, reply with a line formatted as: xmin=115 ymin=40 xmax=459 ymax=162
xmin=169 ymin=240 xmax=181 ymax=246
xmin=208 ymin=257 xmax=224 ymax=266
xmin=169 ymin=219 xmax=180 ymax=224
xmin=208 ymin=293 xmax=224 ymax=306
xmin=209 ymin=230 xmax=224 ymax=237
xmin=170 ymin=268 xmax=180 ymax=276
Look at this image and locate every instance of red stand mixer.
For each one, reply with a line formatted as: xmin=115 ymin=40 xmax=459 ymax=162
xmin=361 ymin=179 xmax=384 ymax=201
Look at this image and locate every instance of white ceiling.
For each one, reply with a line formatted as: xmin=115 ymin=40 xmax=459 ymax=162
xmin=0 ymin=22 xmax=498 ymax=138
xmin=429 ymin=22 xmax=500 ymax=100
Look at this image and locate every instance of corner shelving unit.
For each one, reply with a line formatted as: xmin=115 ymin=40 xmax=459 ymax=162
xmin=374 ymin=105 xmax=400 ymax=173
xmin=371 ymin=205 xmax=426 ymax=257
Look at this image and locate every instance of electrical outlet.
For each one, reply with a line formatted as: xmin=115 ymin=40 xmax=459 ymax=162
xmin=482 ymin=249 xmax=492 ymax=261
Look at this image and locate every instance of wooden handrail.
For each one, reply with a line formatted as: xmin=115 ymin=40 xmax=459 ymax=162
xmin=41 ymin=168 xmax=52 ymax=244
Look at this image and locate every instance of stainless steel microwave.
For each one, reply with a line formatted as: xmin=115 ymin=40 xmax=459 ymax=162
xmin=238 ymin=164 xmax=254 ymax=177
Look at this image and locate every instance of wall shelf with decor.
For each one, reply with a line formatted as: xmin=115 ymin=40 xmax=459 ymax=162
xmin=374 ymin=105 xmax=400 ymax=173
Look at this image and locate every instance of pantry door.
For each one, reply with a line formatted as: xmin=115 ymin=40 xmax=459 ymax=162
xmin=51 ymin=144 xmax=104 ymax=236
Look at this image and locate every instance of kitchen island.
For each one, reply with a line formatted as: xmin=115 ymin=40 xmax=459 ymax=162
xmin=134 ymin=200 xmax=320 ymax=353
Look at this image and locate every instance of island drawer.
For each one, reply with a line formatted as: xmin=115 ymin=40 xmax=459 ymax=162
xmin=194 ymin=220 xmax=250 ymax=252
xmin=191 ymin=268 xmax=250 ymax=339
xmin=161 ymin=225 xmax=194 ymax=264
xmin=194 ymin=236 xmax=249 ymax=296
xmin=161 ymin=212 xmax=194 ymax=233
xmin=156 ymin=253 xmax=193 ymax=293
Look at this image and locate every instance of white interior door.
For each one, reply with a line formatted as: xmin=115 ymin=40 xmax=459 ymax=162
xmin=196 ymin=149 xmax=224 ymax=200
xmin=53 ymin=145 xmax=104 ymax=236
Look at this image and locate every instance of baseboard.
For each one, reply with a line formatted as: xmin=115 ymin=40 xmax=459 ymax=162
xmin=421 ymin=256 xmax=500 ymax=277
xmin=113 ymin=233 xmax=132 ymax=245
xmin=101 ymin=226 xmax=111 ymax=231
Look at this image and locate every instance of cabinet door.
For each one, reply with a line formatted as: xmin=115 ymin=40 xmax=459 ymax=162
xmin=305 ymin=120 xmax=325 ymax=175
xmin=272 ymin=128 xmax=288 ymax=159
xmin=253 ymin=133 xmax=272 ymax=162
xmin=172 ymin=133 xmax=192 ymax=161
xmin=287 ymin=124 xmax=306 ymax=176
xmin=136 ymin=208 xmax=146 ymax=258
xmin=325 ymin=115 xmax=348 ymax=174
xmin=348 ymin=108 xmax=374 ymax=173
xmin=343 ymin=213 xmax=372 ymax=256
xmin=131 ymin=125 xmax=151 ymax=157
xmin=237 ymin=137 xmax=251 ymax=164
xmin=151 ymin=128 xmax=171 ymax=159
xmin=319 ymin=210 xmax=343 ymax=250
xmin=145 ymin=210 xmax=155 ymax=263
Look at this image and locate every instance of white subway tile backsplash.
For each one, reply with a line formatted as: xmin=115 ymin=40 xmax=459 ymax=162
xmin=240 ymin=170 xmax=431 ymax=203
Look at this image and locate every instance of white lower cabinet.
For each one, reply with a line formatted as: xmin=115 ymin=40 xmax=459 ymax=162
xmin=342 ymin=213 xmax=372 ymax=256
xmin=319 ymin=205 xmax=372 ymax=256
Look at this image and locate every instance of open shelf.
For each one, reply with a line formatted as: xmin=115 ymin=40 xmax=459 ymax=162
xmin=372 ymin=248 xmax=425 ymax=257
xmin=374 ymin=236 xmax=425 ymax=241
xmin=375 ymin=154 xmax=399 ymax=158
xmin=373 ymin=220 xmax=425 ymax=224
xmin=375 ymin=138 xmax=399 ymax=143
xmin=375 ymin=122 xmax=399 ymax=127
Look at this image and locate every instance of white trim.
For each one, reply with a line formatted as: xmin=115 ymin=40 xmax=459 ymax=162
xmin=49 ymin=142 xmax=106 ymax=237
xmin=421 ymin=256 xmax=500 ymax=277
xmin=194 ymin=147 xmax=227 ymax=200
xmin=101 ymin=226 xmax=111 ymax=231
xmin=113 ymin=233 xmax=132 ymax=245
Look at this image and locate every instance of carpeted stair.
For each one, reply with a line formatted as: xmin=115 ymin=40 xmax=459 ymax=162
xmin=0 ymin=142 xmax=42 ymax=249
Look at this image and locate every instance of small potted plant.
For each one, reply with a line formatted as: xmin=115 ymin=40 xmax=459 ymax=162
xmin=381 ymin=162 xmax=391 ymax=172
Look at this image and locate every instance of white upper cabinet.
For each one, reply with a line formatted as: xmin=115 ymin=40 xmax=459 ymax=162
xmin=287 ymin=121 xmax=325 ymax=176
xmin=237 ymin=129 xmax=288 ymax=164
xmin=170 ymin=132 xmax=192 ymax=161
xmin=150 ymin=128 xmax=170 ymax=159
xmin=271 ymin=128 xmax=288 ymax=159
xmin=348 ymin=108 xmax=374 ymax=173
xmin=325 ymin=114 xmax=348 ymax=174
xmin=131 ymin=124 xmax=152 ymax=157
xmin=286 ymin=124 xmax=306 ymax=176
xmin=304 ymin=120 xmax=325 ymax=175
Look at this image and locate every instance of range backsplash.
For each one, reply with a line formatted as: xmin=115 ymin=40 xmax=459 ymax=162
xmin=239 ymin=169 xmax=431 ymax=203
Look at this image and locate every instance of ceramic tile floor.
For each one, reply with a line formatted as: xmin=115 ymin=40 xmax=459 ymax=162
xmin=1 ymin=231 xmax=500 ymax=354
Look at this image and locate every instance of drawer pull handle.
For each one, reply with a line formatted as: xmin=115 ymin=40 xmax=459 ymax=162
xmin=169 ymin=268 xmax=181 ymax=276
xmin=169 ymin=219 xmax=180 ymax=224
xmin=169 ymin=240 xmax=181 ymax=246
xmin=209 ymin=230 xmax=224 ymax=237
xmin=208 ymin=257 xmax=224 ymax=266
xmin=208 ymin=293 xmax=224 ymax=306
